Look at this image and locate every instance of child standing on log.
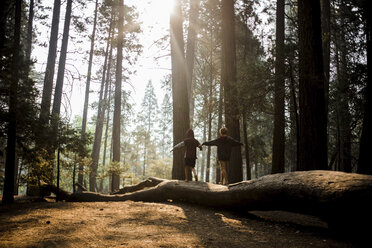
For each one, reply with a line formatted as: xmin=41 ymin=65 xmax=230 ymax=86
xmin=171 ymin=129 xmax=202 ymax=182
xmin=201 ymin=127 xmax=244 ymax=185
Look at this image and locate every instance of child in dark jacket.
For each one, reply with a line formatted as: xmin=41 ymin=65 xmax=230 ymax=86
xmin=171 ymin=129 xmax=202 ymax=182
xmin=202 ymin=127 xmax=243 ymax=185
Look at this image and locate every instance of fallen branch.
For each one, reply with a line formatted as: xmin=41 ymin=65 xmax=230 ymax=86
xmin=112 ymin=177 xmax=164 ymax=194
xmin=74 ymin=182 xmax=87 ymax=192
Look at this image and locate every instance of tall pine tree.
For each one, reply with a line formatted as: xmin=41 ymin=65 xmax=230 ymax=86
xmin=272 ymin=0 xmax=285 ymax=174
xmin=171 ymin=0 xmax=190 ymax=180
xmin=221 ymin=0 xmax=243 ymax=183
xmin=111 ymin=0 xmax=124 ymax=191
xmin=2 ymin=0 xmax=22 ymax=204
xmin=297 ymin=0 xmax=327 ymax=171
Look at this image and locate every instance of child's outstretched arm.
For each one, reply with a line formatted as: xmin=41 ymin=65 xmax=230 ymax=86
xmin=170 ymin=141 xmax=185 ymax=152
xmin=197 ymin=140 xmax=203 ymax=151
xmin=202 ymin=138 xmax=219 ymax=146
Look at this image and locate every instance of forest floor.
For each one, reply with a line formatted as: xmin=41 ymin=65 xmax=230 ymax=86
xmin=0 ymin=197 xmax=366 ymax=248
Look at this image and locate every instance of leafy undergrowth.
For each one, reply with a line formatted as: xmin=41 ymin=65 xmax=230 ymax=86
xmin=0 ymin=198 xmax=365 ymax=248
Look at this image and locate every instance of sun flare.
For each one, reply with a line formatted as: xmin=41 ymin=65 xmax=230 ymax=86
xmin=153 ymin=0 xmax=175 ymax=17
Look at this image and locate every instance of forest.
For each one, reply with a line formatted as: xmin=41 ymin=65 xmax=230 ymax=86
xmin=0 ymin=0 xmax=372 ymax=245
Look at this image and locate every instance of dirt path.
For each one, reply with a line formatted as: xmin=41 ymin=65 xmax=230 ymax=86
xmin=0 ymin=200 xmax=364 ymax=248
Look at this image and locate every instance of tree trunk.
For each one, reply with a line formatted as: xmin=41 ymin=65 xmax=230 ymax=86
xmin=358 ymin=0 xmax=372 ymax=174
xmin=186 ymin=0 xmax=200 ymax=127
xmin=272 ymin=0 xmax=285 ymax=174
xmin=39 ymin=0 xmax=60 ymax=132
xmin=101 ymin=39 xmax=114 ymax=192
xmin=334 ymin=46 xmax=341 ymax=171
xmin=201 ymin=122 xmax=206 ymax=181
xmin=206 ymin=112 xmax=212 ymax=182
xmin=51 ymin=0 xmax=73 ymax=146
xmin=335 ymin=28 xmax=351 ymax=172
xmin=0 ymin=0 xmax=11 ymax=53
xmin=90 ymin=20 xmax=113 ymax=192
xmin=171 ymin=0 xmax=190 ymax=180
xmin=288 ymin=60 xmax=299 ymax=171
xmin=143 ymin=145 xmax=147 ymax=177
xmin=73 ymin=154 xmax=77 ymax=193
xmin=81 ymin=0 xmax=99 ymax=140
xmin=216 ymin=78 xmax=223 ymax=183
xmin=2 ymin=0 xmax=22 ymax=205
xmin=16 ymin=158 xmax=23 ymax=194
xmin=321 ymin=0 xmax=330 ymax=117
xmin=297 ymin=0 xmax=327 ymax=171
xmin=111 ymin=0 xmax=124 ymax=191
xmin=221 ymin=0 xmax=242 ymax=183
xmin=206 ymin=32 xmax=214 ymax=183
xmin=242 ymin=112 xmax=250 ymax=180
xmin=26 ymin=0 xmax=34 ymax=64
xmin=14 ymin=157 xmax=19 ymax=195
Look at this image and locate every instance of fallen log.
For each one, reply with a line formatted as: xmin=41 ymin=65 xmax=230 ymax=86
xmin=41 ymin=170 xmax=372 ymax=235
xmin=74 ymin=182 xmax=87 ymax=192
xmin=112 ymin=177 xmax=164 ymax=194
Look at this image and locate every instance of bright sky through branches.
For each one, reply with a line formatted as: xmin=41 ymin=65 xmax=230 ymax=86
xmin=123 ymin=0 xmax=173 ymax=111
xmin=33 ymin=0 xmax=173 ymax=124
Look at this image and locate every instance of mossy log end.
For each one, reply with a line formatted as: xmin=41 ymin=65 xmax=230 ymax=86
xmin=41 ymin=170 xmax=372 ymax=234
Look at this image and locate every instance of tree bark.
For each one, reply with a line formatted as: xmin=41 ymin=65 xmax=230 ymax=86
xmin=272 ymin=0 xmax=285 ymax=174
xmin=206 ymin=45 xmax=214 ymax=182
xmin=288 ymin=60 xmax=299 ymax=171
xmin=321 ymin=0 xmax=330 ymax=117
xmin=81 ymin=0 xmax=99 ymax=140
xmin=216 ymin=78 xmax=223 ymax=183
xmin=0 ymin=0 xmax=11 ymax=53
xmin=2 ymin=0 xmax=22 ymax=205
xmin=90 ymin=20 xmax=113 ymax=192
xmin=206 ymin=112 xmax=212 ymax=182
xmin=201 ymin=122 xmax=206 ymax=181
xmin=186 ymin=0 xmax=200 ymax=127
xmin=297 ymin=0 xmax=327 ymax=171
xmin=26 ymin=0 xmax=34 ymax=64
xmin=39 ymin=0 xmax=60 ymax=132
xmin=334 ymin=46 xmax=341 ymax=171
xmin=111 ymin=0 xmax=124 ymax=191
xmin=221 ymin=0 xmax=242 ymax=183
xmin=242 ymin=112 xmax=250 ymax=180
xmin=335 ymin=28 xmax=351 ymax=172
xmin=72 ymin=154 xmax=77 ymax=192
xmin=357 ymin=0 xmax=372 ymax=174
xmin=101 ymin=38 xmax=114 ymax=192
xmin=171 ymin=0 xmax=190 ymax=180
xmin=51 ymin=0 xmax=73 ymax=147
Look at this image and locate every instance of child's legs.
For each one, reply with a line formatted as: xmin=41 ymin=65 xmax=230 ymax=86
xmin=223 ymin=162 xmax=229 ymax=184
xmin=219 ymin=161 xmax=228 ymax=184
xmin=184 ymin=166 xmax=190 ymax=181
xmin=190 ymin=167 xmax=198 ymax=181
xmin=190 ymin=167 xmax=197 ymax=176
xmin=184 ymin=158 xmax=196 ymax=181
xmin=219 ymin=161 xmax=224 ymax=183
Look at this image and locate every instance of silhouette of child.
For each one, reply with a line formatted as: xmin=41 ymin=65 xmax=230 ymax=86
xmin=202 ymin=127 xmax=243 ymax=185
xmin=171 ymin=129 xmax=202 ymax=182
